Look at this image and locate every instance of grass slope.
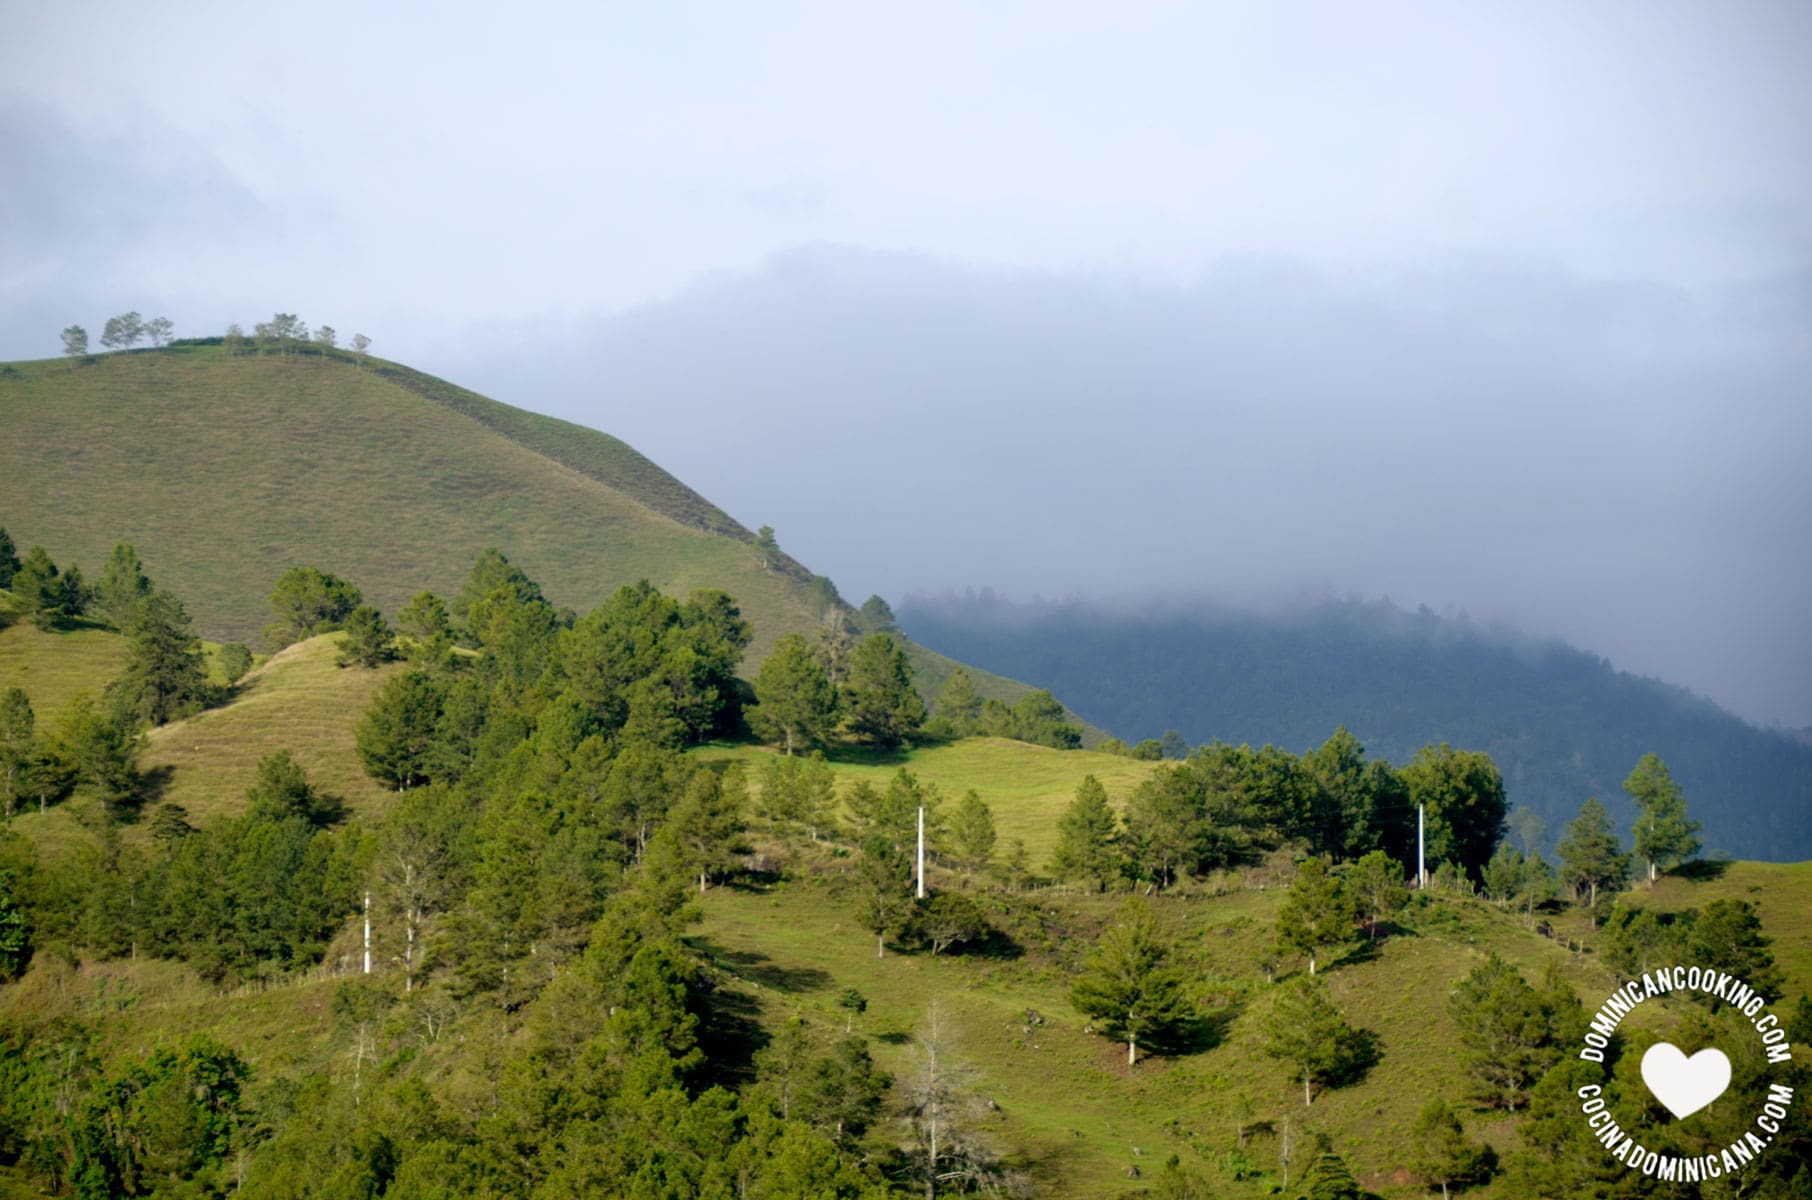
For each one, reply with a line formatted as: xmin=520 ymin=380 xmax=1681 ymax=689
xmin=0 ymin=615 xmax=129 ymax=725
xmin=703 ymin=738 xmax=1160 ymax=866
xmin=0 ymin=347 xmax=821 ymax=663
xmin=137 ymin=633 xmax=402 ymax=831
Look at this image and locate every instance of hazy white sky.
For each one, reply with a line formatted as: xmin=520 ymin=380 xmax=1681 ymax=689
xmin=4 ymin=2 xmax=1810 ymax=724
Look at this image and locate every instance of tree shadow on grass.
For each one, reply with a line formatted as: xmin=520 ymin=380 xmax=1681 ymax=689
xmin=695 ymin=980 xmax=766 ymax=1091
xmin=1156 ymin=996 xmax=1245 ymax=1057
xmin=1670 ymin=858 xmax=1731 ymax=882
xmin=691 ymin=938 xmax=833 ymax=994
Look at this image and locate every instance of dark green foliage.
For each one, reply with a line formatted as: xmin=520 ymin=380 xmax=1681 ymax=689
xmin=749 ymin=632 xmax=838 ymax=753
xmin=357 ymin=670 xmax=447 ymax=791
xmin=757 ymin=750 xmax=837 ymax=840
xmin=852 ymin=837 xmax=913 ymax=957
xmin=245 ymin=750 xmax=342 ymax=827
xmin=0 ymin=867 xmax=28 ymax=981
xmin=1260 ymin=978 xmax=1378 ymax=1106
xmin=53 ymin=695 xmax=140 ymax=812
xmin=1685 ymin=897 xmax=1783 ymax=1003
xmin=795 ymin=1036 xmax=890 ymax=1149
xmin=554 ymin=580 xmax=750 ymax=746
xmin=857 ymin=593 xmax=895 ymax=633
xmin=1556 ymin=796 xmax=1628 ymax=914
xmin=0 ymin=526 xmax=18 ymax=589
xmin=1346 ymin=849 xmax=1407 ymax=938
xmin=265 ymin=566 xmax=362 ymax=650
xmin=145 ymin=813 xmax=359 ymax=980
xmin=1408 ymin=1099 xmax=1495 ymax=1198
xmin=113 ymin=589 xmax=212 ymax=726
xmin=978 ymin=688 xmax=1081 ymax=748
xmin=665 ymin=767 xmax=749 ymax=892
xmin=1129 ymin=738 xmax=1163 ymax=760
xmin=1274 ymin=857 xmax=1357 ymax=974
xmin=14 ymin=545 xmax=87 ymax=629
xmin=841 ymin=633 xmax=925 ymax=748
xmin=0 ymin=687 xmax=33 ymax=819
xmin=1049 ymin=774 xmax=1122 ymax=889
xmin=754 ymin=524 xmax=780 ymax=568
xmin=947 ymin=789 xmax=997 ymax=879
xmin=908 ymin=891 xmax=991 ymax=955
xmin=1298 ymin=1151 xmax=1368 ymax=1199
xmin=930 ymin=666 xmax=982 ymax=737
xmin=1625 ymin=752 xmax=1700 ymax=882
xmin=1400 ymin=743 xmax=1506 ymax=878
xmin=1070 ymin=898 xmax=1191 ymax=1064
xmin=219 ymin=641 xmax=254 ymax=684
xmin=93 ymin=542 xmax=151 ymax=628
xmin=336 ymin=604 xmax=397 ymax=668
xmin=1447 ymin=953 xmax=1570 ymax=1110
xmin=72 ymin=1036 xmax=250 ymax=1197
xmin=148 ymin=802 xmax=196 ymax=846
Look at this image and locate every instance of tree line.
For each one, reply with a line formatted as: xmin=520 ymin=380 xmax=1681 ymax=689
xmin=54 ymin=313 xmax=372 ymax=366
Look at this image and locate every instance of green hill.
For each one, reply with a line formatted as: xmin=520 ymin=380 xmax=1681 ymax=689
xmin=0 ymin=344 xmax=1055 ymax=717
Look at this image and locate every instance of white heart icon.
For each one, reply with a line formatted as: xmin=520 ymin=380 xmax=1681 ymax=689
xmin=1641 ymin=1043 xmax=1732 ymax=1120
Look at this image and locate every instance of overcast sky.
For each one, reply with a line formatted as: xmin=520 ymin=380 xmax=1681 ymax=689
xmin=4 ymin=2 xmax=1810 ymax=726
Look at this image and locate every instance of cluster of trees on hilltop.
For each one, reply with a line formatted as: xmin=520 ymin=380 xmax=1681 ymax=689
xmin=54 ymin=313 xmax=373 ymax=365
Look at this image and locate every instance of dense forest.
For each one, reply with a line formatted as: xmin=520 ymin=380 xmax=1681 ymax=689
xmin=899 ymin=595 xmax=1812 ymax=862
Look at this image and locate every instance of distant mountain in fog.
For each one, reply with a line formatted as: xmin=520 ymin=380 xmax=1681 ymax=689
xmin=900 ymin=593 xmax=1812 ymax=862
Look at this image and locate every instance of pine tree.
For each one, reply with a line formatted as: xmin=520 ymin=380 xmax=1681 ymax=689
xmin=1260 ymin=978 xmax=1376 ymax=1106
xmin=1556 ymin=797 xmax=1628 ymax=919
xmin=666 ymin=768 xmax=748 ymax=892
xmin=1070 ymin=898 xmax=1192 ymax=1065
xmin=1625 ymin=753 xmax=1701 ymax=883
xmin=1408 ymin=1098 xmax=1495 ymax=1199
xmin=1686 ymin=898 xmax=1783 ymax=1004
xmin=1049 ymin=774 xmax=1122 ymax=890
xmin=1448 ymin=952 xmax=1563 ymax=1110
xmin=841 ymin=633 xmax=925 ymax=748
xmin=336 ymin=605 xmax=397 ymax=668
xmin=1298 ymin=1151 xmax=1363 ymax=1199
xmin=933 ymin=667 xmax=983 ymax=736
xmin=0 ymin=687 xmax=33 ymax=819
xmin=356 ymin=670 xmax=446 ymax=791
xmin=94 ymin=542 xmax=151 ymax=628
xmin=853 ymin=838 xmax=913 ymax=958
xmin=748 ymin=633 xmax=837 ymax=754
xmin=0 ymin=867 xmax=27 ymax=982
xmin=115 ymin=590 xmax=211 ymax=726
xmin=0 ymin=527 xmax=18 ymax=589
xmin=1274 ymin=857 xmax=1357 ymax=974
xmin=948 ymin=790 xmax=997 ymax=882
xmin=1347 ymin=848 xmax=1408 ymax=939
xmin=245 ymin=750 xmax=340 ymax=827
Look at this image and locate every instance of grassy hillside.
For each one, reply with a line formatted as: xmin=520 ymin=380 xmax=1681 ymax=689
xmin=703 ymin=739 xmax=1161 ymax=865
xmin=0 ymin=346 xmax=1041 ymax=723
xmin=0 ymin=614 xmax=128 ymax=724
xmin=0 ymin=346 xmax=814 ymax=658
